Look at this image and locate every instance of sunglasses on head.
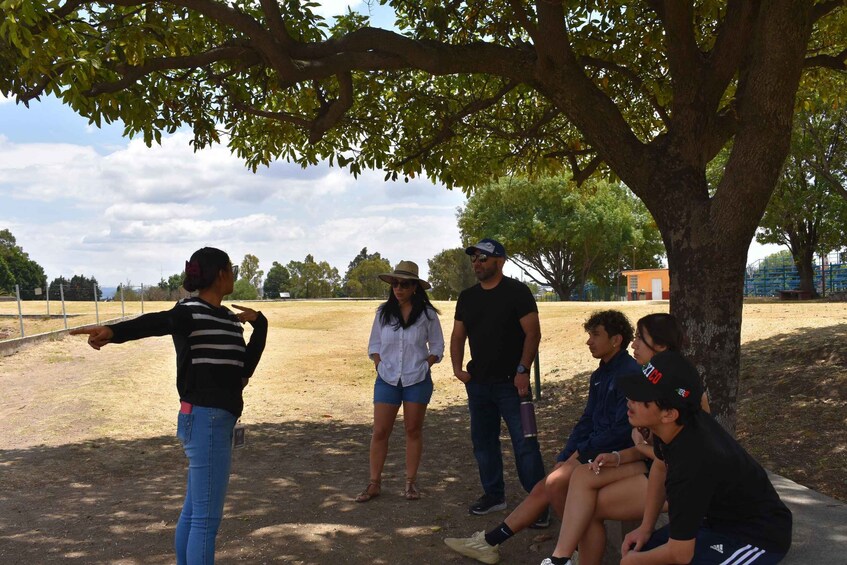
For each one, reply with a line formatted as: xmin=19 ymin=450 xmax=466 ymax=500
xmin=470 ymin=253 xmax=490 ymax=263
xmin=391 ymin=280 xmax=416 ymax=289
xmin=231 ymin=265 xmax=239 ymax=278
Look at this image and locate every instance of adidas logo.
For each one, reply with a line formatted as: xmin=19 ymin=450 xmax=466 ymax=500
xmin=710 ymin=544 xmax=724 ymax=554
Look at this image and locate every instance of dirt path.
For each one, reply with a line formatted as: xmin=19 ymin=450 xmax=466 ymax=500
xmin=1 ymin=300 xmax=845 ymax=564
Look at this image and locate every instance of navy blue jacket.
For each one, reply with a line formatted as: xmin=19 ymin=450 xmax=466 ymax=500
xmin=557 ymin=349 xmax=640 ymax=461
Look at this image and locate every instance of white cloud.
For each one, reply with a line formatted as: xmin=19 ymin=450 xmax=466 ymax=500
xmin=1 ymin=130 xmax=467 ymax=285
xmin=312 ymin=0 xmax=363 ymax=19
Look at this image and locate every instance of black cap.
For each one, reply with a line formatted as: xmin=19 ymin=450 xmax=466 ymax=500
xmin=465 ymin=238 xmax=506 ymax=258
xmin=618 ymin=351 xmax=702 ymax=408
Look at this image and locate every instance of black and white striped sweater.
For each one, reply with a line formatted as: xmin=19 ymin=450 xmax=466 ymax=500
xmin=108 ymin=297 xmax=268 ymax=417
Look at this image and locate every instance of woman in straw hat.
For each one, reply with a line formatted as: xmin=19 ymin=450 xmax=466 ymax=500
xmin=356 ymin=260 xmax=445 ymax=502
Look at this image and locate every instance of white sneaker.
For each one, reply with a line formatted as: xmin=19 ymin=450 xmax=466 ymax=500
xmin=444 ymin=530 xmax=500 ymax=564
xmin=540 ymin=559 xmax=572 ymax=565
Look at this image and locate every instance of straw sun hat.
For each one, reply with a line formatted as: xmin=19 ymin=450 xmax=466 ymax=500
xmin=378 ymin=260 xmax=431 ymax=290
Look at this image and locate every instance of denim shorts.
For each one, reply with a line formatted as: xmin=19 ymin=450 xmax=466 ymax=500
xmin=373 ymin=373 xmax=433 ymax=405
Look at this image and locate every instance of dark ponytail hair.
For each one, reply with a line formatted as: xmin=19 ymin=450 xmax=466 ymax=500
xmin=636 ymin=313 xmax=686 ymax=351
xmin=379 ymin=281 xmax=440 ymax=329
xmin=183 ymin=247 xmax=231 ymax=292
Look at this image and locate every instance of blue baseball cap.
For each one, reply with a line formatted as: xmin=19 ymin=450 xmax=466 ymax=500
xmin=465 ymin=238 xmax=507 ymax=258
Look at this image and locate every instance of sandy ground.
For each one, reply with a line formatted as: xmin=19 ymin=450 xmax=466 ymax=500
xmin=0 ymin=300 xmax=844 ymax=564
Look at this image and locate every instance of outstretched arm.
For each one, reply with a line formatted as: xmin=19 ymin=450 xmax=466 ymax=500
xmin=69 ymin=326 xmax=114 ymax=350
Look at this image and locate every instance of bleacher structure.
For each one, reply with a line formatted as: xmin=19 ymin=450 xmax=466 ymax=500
xmin=744 ymin=251 xmax=847 ymax=297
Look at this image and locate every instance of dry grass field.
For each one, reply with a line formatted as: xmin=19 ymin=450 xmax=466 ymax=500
xmin=0 ymin=299 xmax=845 ymax=564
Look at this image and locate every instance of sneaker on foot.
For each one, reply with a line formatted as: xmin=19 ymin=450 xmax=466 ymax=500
xmin=529 ymin=506 xmax=550 ymax=529
xmin=540 ymin=559 xmax=572 ymax=565
xmin=444 ymin=531 xmax=500 ymax=564
xmin=468 ymin=494 xmax=507 ymax=515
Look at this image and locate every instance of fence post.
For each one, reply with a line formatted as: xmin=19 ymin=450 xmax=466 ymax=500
xmin=120 ymin=285 xmax=125 ymax=317
xmin=45 ymin=279 xmax=50 ymax=317
xmin=60 ymin=283 xmax=68 ymax=330
xmin=94 ymin=283 xmax=100 ymax=324
xmin=140 ymin=283 xmax=145 ymax=313
xmin=533 ymin=354 xmax=542 ymax=400
xmin=15 ymin=284 xmax=24 ymax=338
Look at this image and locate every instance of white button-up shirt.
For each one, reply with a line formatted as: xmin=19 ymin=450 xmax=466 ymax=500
xmin=367 ymin=306 xmax=445 ymax=386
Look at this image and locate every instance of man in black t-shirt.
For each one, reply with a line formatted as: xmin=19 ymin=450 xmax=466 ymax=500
xmin=450 ymin=238 xmax=546 ymax=518
xmin=618 ymin=351 xmax=792 ymax=565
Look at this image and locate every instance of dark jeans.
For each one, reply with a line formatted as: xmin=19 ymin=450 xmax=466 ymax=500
xmin=465 ymin=380 xmax=546 ymax=500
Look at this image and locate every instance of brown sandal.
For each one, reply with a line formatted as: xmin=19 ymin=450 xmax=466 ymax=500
xmin=355 ymin=480 xmax=381 ymax=503
xmin=404 ymin=477 xmax=420 ymax=501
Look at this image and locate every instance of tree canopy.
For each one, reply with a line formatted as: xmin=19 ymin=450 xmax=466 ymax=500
xmin=5 ymin=1 xmax=847 ymax=426
xmin=458 ymin=175 xmax=664 ymax=300
xmin=757 ymin=101 xmax=847 ymax=296
xmin=263 ymin=261 xmax=291 ymax=298
xmin=49 ymin=274 xmax=102 ymax=301
xmin=285 ymin=254 xmax=340 ymax=298
xmin=343 ymin=248 xmax=392 ymax=298
xmin=0 ymin=229 xmax=46 ymax=299
xmin=427 ymin=248 xmax=476 ymax=300
xmin=239 ymin=253 xmax=264 ymax=294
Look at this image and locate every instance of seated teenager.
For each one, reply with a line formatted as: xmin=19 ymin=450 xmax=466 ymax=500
xmin=540 ymin=313 xmax=710 ymax=565
xmin=445 ymin=310 xmax=639 ymax=564
xmin=615 ymin=351 xmax=791 ymax=565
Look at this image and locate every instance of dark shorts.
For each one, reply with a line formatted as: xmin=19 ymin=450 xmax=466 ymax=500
xmin=373 ymin=373 xmax=433 ymax=405
xmin=643 ymin=525 xmax=787 ymax=565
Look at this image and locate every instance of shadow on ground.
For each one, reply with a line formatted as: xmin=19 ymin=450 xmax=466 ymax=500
xmin=737 ymin=324 xmax=847 ymax=501
xmin=2 ymin=327 xmax=844 ymax=565
xmin=0 ymin=382 xmax=590 ymax=565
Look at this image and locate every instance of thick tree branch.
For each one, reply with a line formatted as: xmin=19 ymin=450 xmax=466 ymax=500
xmin=812 ymin=0 xmax=844 ymax=22
xmin=569 ymin=155 xmax=603 ymax=186
xmin=295 ymin=27 xmax=534 ymax=80
xmin=395 ymin=81 xmax=519 ymax=167
xmin=508 ymin=0 xmax=538 ymax=42
xmin=705 ymin=0 xmax=757 ymax=107
xmin=580 ymin=56 xmax=671 ymax=127
xmin=534 ymin=0 xmax=569 ymax=67
xmin=85 ymin=46 xmax=259 ymax=96
xmin=657 ymin=0 xmax=702 ymax=94
xmin=804 ymin=48 xmax=847 ymax=70
xmin=308 ymin=72 xmax=353 ymax=143
xmin=258 ymin=0 xmax=294 ymax=47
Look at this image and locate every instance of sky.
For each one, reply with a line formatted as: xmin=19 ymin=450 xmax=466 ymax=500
xmin=0 ymin=1 xmax=781 ymax=289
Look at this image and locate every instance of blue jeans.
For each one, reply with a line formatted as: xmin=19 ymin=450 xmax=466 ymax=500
xmin=175 ymin=406 xmax=237 ymax=565
xmin=465 ymin=381 xmax=546 ymax=499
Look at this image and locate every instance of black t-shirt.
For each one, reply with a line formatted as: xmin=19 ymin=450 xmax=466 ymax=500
xmin=454 ymin=277 xmax=538 ymax=383
xmin=654 ymin=412 xmax=792 ymax=553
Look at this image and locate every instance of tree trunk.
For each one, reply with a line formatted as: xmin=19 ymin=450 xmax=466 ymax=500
xmin=794 ymin=247 xmax=819 ymax=297
xmin=667 ymin=235 xmax=747 ymax=432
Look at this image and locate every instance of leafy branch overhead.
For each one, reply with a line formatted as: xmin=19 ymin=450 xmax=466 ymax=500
xmin=3 ymin=1 xmax=842 ymax=191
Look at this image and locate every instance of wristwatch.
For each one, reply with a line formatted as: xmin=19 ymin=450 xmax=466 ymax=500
xmin=516 ymin=363 xmax=529 ymax=374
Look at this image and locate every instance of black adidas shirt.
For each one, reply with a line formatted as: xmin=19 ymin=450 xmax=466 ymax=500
xmin=109 ymin=297 xmax=268 ymax=417
xmin=654 ymin=411 xmax=792 ymax=553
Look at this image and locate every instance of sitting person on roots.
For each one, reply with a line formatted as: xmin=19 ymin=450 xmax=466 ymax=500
xmin=618 ymin=351 xmax=791 ymax=564
xmin=445 ymin=310 xmax=639 ymax=564
xmin=539 ymin=313 xmax=711 ymax=565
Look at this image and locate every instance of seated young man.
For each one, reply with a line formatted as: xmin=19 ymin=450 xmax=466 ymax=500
xmin=598 ymin=351 xmax=791 ymax=565
xmin=445 ymin=310 xmax=640 ymax=564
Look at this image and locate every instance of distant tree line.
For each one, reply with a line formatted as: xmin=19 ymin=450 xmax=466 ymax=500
xmin=0 ymin=229 xmax=45 ymax=299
